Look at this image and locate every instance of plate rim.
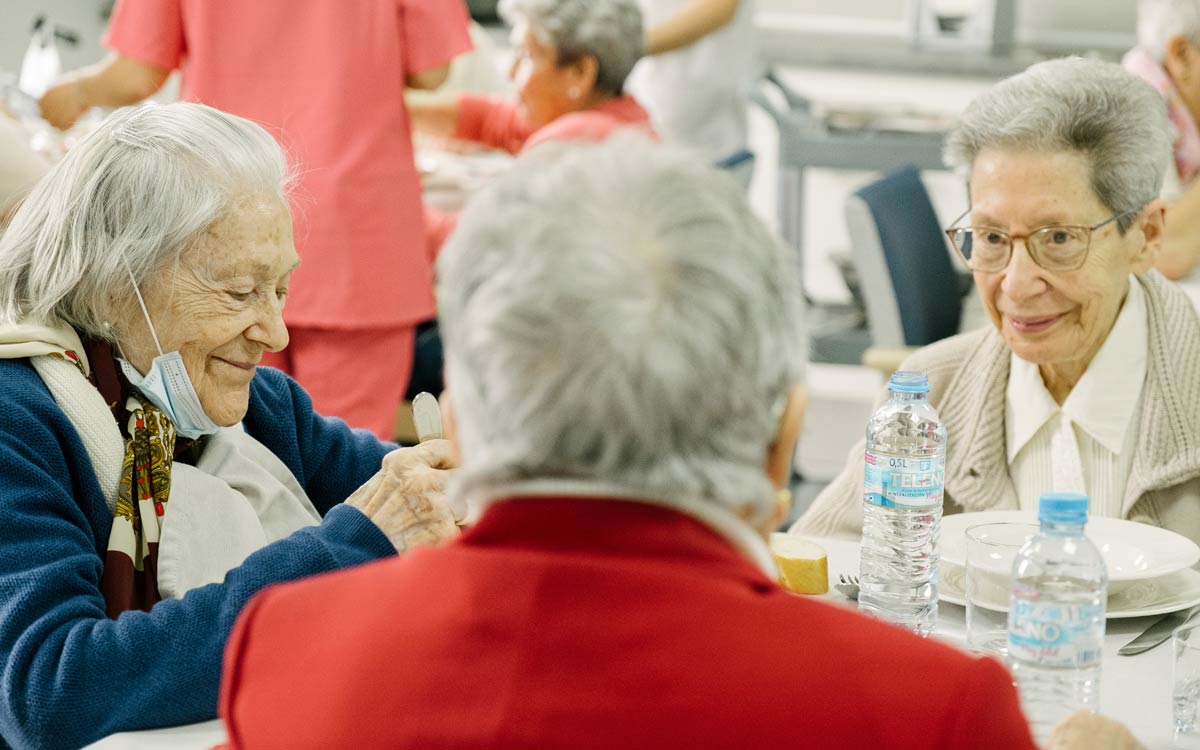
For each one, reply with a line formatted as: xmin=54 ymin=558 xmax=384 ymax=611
xmin=940 ymin=510 xmax=1200 ymax=581
xmin=939 ymin=565 xmax=1200 ymax=619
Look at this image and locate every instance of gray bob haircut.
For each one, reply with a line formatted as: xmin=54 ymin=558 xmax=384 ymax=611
xmin=0 ymin=102 xmax=292 ymax=339
xmin=1136 ymin=0 xmax=1200 ymax=60
xmin=499 ymin=0 xmax=643 ymax=96
xmin=437 ymin=135 xmax=806 ymax=522
xmin=944 ymin=57 xmax=1171 ymax=232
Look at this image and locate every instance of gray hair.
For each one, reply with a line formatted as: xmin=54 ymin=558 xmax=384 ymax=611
xmin=944 ymin=57 xmax=1171 ymax=232
xmin=1137 ymin=0 xmax=1200 ymax=60
xmin=0 ymin=102 xmax=292 ymax=339
xmin=499 ymin=0 xmax=643 ymax=96
xmin=437 ymin=135 xmax=806 ymax=523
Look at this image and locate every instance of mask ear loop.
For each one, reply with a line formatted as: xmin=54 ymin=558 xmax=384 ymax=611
xmin=123 ymin=260 xmax=165 ymax=357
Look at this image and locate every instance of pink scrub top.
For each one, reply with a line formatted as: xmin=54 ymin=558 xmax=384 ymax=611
xmin=104 ymin=0 xmax=472 ymax=329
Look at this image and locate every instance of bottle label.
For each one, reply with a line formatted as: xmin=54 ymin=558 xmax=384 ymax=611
xmin=1007 ymin=599 xmax=1105 ymax=668
xmin=863 ymin=451 xmax=944 ymax=508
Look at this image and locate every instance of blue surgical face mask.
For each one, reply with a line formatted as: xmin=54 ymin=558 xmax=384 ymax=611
xmin=117 ymin=266 xmax=221 ymax=440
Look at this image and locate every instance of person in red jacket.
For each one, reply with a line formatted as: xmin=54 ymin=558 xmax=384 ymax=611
xmin=219 ymin=137 xmax=1137 ymax=750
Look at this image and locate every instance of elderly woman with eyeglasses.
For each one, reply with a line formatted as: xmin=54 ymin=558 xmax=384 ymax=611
xmin=0 ymin=103 xmax=459 ymax=750
xmin=795 ymin=57 xmax=1200 ymax=544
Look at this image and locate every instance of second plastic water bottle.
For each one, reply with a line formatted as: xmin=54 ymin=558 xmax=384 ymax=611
xmin=859 ymin=371 xmax=947 ymax=636
xmin=1008 ymin=492 xmax=1107 ymax=745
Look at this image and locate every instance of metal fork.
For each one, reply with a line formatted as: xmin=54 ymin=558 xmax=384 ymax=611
xmin=836 ymin=574 xmax=860 ymax=601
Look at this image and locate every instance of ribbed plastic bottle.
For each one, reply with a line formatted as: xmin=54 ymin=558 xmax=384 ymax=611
xmin=859 ymin=370 xmax=946 ymax=636
xmin=1008 ymin=492 xmax=1107 ymax=745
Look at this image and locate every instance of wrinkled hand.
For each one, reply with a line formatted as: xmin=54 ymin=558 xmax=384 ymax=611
xmin=39 ymin=78 xmax=88 ymax=131
xmin=1046 ymin=711 xmax=1143 ymax=750
xmin=346 ymin=440 xmax=460 ymax=552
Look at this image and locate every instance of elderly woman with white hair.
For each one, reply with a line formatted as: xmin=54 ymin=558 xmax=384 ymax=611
xmin=1125 ymin=0 xmax=1200 ymax=278
xmin=796 ymin=57 xmax=1200 ymax=544
xmin=0 ymin=103 xmax=459 ymax=750
xmin=413 ymin=0 xmax=654 ymax=256
xmin=202 ymin=135 xmax=1125 ymax=750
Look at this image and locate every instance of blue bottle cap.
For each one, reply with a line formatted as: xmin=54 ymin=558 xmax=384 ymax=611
xmin=888 ymin=371 xmax=930 ymax=394
xmin=1038 ymin=492 xmax=1089 ymax=526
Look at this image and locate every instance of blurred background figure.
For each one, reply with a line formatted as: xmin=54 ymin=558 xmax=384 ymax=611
xmin=628 ymin=0 xmax=760 ymax=183
xmin=410 ymin=0 xmax=652 ymax=263
xmin=39 ymin=0 xmax=474 ymax=440
xmin=0 ymin=108 xmax=48 ymax=226
xmin=1125 ymin=0 xmax=1200 ymax=279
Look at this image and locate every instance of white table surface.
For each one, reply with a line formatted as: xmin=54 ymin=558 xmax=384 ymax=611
xmin=814 ymin=537 xmax=1176 ymax=749
xmin=85 ymin=536 xmax=1179 ymax=750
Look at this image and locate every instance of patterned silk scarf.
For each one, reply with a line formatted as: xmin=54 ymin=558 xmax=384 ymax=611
xmin=78 ymin=340 xmax=188 ymax=618
xmin=99 ymin=393 xmax=178 ymax=618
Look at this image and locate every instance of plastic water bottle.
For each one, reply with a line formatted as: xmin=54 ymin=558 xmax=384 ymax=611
xmin=859 ymin=371 xmax=946 ymax=636
xmin=1008 ymin=493 xmax=1107 ymax=745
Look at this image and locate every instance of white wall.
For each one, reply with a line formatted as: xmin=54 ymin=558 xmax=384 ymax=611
xmin=2 ymin=0 xmax=109 ymax=76
xmin=757 ymin=0 xmax=1136 ymax=48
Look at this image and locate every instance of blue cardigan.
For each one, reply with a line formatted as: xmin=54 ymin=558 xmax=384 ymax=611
xmin=0 ymin=360 xmax=396 ymax=750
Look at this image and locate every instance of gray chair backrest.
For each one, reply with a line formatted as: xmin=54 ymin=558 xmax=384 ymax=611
xmin=845 ymin=166 xmax=961 ymax=347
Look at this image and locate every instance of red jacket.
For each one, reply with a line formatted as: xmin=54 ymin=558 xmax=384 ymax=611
xmin=220 ymin=496 xmax=1036 ymax=749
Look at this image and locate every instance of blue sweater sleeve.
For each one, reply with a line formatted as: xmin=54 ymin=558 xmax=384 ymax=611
xmin=0 ymin=364 xmax=396 ymax=750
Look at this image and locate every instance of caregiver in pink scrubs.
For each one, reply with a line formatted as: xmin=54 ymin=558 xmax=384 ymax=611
xmin=40 ymin=0 xmax=473 ymax=439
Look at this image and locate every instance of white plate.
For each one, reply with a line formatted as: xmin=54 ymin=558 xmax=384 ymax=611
xmin=940 ymin=563 xmax=1200 ymax=619
xmin=941 ymin=511 xmax=1200 ymax=583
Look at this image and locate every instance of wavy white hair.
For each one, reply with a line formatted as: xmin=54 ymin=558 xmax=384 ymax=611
xmin=0 ymin=102 xmax=292 ymax=339
xmin=1137 ymin=0 xmax=1200 ymax=60
xmin=944 ymin=57 xmax=1170 ymax=232
xmin=437 ymin=135 xmax=806 ymax=522
xmin=499 ymin=0 xmax=643 ymax=95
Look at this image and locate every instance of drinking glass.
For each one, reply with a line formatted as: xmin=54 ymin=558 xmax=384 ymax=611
xmin=1175 ymin=621 xmax=1200 ymax=748
xmin=965 ymin=522 xmax=1037 ymax=656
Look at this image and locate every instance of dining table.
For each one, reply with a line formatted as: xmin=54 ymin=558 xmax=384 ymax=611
xmin=84 ymin=535 xmax=1179 ymax=749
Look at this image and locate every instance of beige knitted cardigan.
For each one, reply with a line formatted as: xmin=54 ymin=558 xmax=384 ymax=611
xmin=793 ymin=271 xmax=1200 ymax=545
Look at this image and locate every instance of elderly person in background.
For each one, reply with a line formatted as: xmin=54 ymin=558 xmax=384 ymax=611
xmin=1125 ymin=0 xmax=1200 ymax=279
xmin=412 ymin=0 xmax=653 ymax=258
xmin=795 ymin=57 xmax=1200 ymax=545
xmin=0 ymin=103 xmax=458 ymax=750
xmin=212 ymin=136 xmax=1065 ymax=750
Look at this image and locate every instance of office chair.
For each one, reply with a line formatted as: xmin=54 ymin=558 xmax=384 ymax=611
xmin=845 ymin=165 xmax=964 ymax=348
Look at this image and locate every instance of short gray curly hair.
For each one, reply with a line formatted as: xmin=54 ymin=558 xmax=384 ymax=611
xmin=0 ymin=102 xmax=292 ymax=339
xmin=944 ymin=57 xmax=1171 ymax=232
xmin=499 ymin=0 xmax=644 ymax=96
xmin=438 ymin=134 xmax=806 ymax=525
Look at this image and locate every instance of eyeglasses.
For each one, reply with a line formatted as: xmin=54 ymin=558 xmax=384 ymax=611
xmin=944 ymin=209 xmax=1138 ymax=272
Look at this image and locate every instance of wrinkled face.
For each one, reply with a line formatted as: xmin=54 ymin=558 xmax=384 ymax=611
xmin=969 ymin=149 xmax=1155 ymax=373
xmin=119 ymin=194 xmax=298 ymax=426
xmin=508 ymin=21 xmax=578 ymax=130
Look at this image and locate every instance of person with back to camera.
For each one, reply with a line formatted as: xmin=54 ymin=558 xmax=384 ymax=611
xmin=218 ymin=135 xmax=1141 ymax=750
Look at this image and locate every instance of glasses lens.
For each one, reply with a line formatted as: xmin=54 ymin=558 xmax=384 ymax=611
xmin=958 ymin=228 xmax=1009 ymax=270
xmin=1030 ymin=226 xmax=1089 ymax=269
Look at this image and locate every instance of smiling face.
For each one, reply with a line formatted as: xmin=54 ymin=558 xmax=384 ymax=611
xmin=969 ymin=148 xmax=1160 ymax=387
xmin=508 ymin=21 xmax=585 ymax=131
xmin=118 ymin=194 xmax=298 ymax=426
